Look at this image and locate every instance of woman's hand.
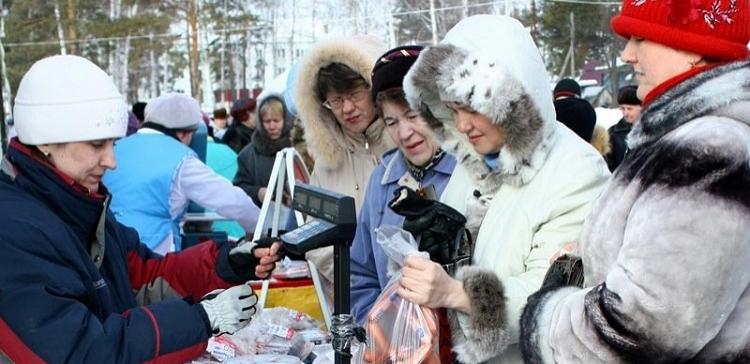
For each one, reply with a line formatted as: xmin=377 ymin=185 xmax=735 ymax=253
xmin=252 ymin=241 xmax=282 ymax=279
xmin=397 ymin=256 xmax=472 ymax=313
xmin=229 ymin=238 xmax=282 ymax=280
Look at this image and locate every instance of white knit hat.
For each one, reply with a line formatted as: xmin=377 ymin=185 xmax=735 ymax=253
xmin=13 ymin=55 xmax=128 ymax=145
xmin=144 ymin=92 xmax=201 ymax=130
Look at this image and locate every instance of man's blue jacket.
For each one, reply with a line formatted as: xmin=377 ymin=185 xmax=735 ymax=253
xmin=0 ymin=139 xmax=247 ymax=363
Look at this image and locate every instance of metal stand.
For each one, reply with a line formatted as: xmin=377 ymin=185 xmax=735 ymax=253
xmin=253 ymin=147 xmax=308 ymax=240
xmin=331 ymin=243 xmax=352 ymax=364
xmin=331 ymin=242 xmax=367 ymax=363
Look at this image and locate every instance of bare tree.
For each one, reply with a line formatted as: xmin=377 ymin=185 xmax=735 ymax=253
xmin=187 ymin=0 xmax=201 ymax=99
xmin=65 ymin=0 xmax=78 ymax=54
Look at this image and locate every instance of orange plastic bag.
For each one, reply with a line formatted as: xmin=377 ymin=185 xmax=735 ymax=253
xmin=363 ymin=226 xmax=440 ymax=364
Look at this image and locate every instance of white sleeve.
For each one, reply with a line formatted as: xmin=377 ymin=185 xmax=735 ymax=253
xmin=174 ymin=155 xmax=260 ymax=232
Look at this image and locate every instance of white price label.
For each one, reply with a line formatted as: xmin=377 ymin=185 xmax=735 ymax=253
xmin=267 ymin=324 xmax=294 ymax=340
xmin=206 ymin=336 xmax=236 ymax=362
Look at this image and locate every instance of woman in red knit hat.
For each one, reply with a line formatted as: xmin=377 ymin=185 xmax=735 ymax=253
xmin=519 ymin=1 xmax=750 ymax=363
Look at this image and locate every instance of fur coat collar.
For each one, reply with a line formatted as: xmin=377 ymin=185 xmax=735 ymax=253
xmin=628 ymin=60 xmax=750 ymax=149
xmin=404 ymin=15 xmax=558 ymax=194
xmin=294 ymin=35 xmax=390 ymax=169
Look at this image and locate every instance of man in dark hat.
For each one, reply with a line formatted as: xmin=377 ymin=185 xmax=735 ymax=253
xmin=552 ymin=78 xmax=597 ymax=143
xmin=606 ymin=85 xmax=641 ymax=171
xmin=553 ymin=78 xmax=582 ymax=99
xmin=212 ymin=107 xmax=229 ymax=140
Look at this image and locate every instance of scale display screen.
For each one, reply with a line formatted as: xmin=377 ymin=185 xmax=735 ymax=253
xmin=282 ymin=183 xmax=357 ymax=253
xmin=291 ymin=184 xmax=355 ymax=225
xmin=323 ymin=200 xmax=338 ymax=216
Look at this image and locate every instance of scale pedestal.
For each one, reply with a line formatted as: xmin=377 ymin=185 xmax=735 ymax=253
xmin=279 ymin=183 xmax=359 ymax=364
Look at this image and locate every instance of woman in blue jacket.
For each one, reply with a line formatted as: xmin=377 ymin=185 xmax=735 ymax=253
xmin=0 ymin=55 xmax=280 ymax=363
xmin=350 ymin=46 xmax=457 ymax=325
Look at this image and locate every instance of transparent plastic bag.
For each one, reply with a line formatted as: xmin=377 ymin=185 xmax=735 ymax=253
xmin=224 ymin=354 xmax=302 ymax=364
xmin=254 ymin=324 xmax=314 ymax=359
xmin=364 ymin=226 xmax=440 ymax=364
xmin=253 ymin=307 xmax=320 ymax=331
xmin=210 ymin=307 xmax=323 ymax=360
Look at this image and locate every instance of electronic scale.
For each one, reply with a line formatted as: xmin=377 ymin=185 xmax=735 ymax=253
xmin=280 ymin=183 xmax=358 ymax=364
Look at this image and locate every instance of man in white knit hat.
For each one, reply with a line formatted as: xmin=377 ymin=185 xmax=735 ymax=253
xmin=104 ymin=92 xmax=263 ymax=253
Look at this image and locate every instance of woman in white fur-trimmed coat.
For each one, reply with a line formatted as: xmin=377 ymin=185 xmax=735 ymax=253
xmin=521 ymin=0 xmax=750 ymax=363
xmin=398 ymin=15 xmax=610 ymax=363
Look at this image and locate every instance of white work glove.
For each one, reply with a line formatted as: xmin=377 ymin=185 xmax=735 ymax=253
xmin=199 ymin=284 xmax=257 ymax=336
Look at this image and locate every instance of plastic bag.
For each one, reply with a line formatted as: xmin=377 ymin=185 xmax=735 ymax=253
xmin=224 ymin=354 xmax=302 ymax=364
xmin=254 ymin=324 xmax=314 ymax=359
xmin=364 ymin=226 xmax=440 ymax=364
xmin=312 ymin=342 xmax=365 ymax=364
xmin=272 ymin=257 xmax=310 ymax=280
xmin=209 ymin=307 xmax=323 ymax=360
xmin=253 ymin=307 xmax=321 ymax=331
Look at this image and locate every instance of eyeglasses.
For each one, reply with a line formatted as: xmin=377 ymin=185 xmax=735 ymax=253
xmin=322 ymin=88 xmax=370 ymax=110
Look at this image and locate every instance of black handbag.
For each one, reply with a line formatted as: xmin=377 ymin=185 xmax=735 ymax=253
xmin=542 ymin=254 xmax=584 ymax=289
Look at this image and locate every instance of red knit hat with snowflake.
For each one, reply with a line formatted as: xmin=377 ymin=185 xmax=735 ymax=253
xmin=611 ymin=0 xmax=750 ymax=61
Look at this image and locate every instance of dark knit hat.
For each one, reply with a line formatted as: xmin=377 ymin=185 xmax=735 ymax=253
xmin=554 ymin=97 xmax=596 ymax=142
xmin=132 ymin=102 xmax=147 ymax=122
xmin=371 ymin=45 xmax=423 ymax=99
xmin=553 ymin=78 xmax=582 ymax=99
xmin=617 ymin=85 xmax=641 ymax=106
xmin=213 ymin=107 xmax=228 ymax=119
xmin=230 ymin=98 xmax=256 ymax=119
xmin=611 ymin=0 xmax=750 ymax=61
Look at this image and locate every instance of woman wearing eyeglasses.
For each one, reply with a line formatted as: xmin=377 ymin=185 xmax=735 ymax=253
xmin=349 ymin=45 xmax=458 ymax=361
xmin=400 ymin=15 xmax=610 ymax=363
xmin=295 ymin=36 xmax=393 ymax=287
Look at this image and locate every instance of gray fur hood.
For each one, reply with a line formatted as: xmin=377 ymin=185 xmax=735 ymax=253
xmin=404 ymin=15 xmax=558 ymax=190
xmin=295 ymin=35 xmax=388 ymax=169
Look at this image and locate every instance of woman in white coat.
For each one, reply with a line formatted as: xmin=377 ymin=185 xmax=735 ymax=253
xmin=397 ymin=15 xmax=610 ymax=363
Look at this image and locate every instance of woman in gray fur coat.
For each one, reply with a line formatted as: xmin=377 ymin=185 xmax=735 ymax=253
xmin=399 ymin=15 xmax=610 ymax=363
xmin=520 ymin=0 xmax=750 ymax=363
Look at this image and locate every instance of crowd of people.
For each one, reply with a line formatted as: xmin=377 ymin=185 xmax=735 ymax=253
xmin=1 ymin=0 xmax=749 ymax=362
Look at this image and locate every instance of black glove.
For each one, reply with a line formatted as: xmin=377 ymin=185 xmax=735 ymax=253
xmin=389 ymin=186 xmax=469 ymax=266
xmin=228 ymin=237 xmax=282 ymax=280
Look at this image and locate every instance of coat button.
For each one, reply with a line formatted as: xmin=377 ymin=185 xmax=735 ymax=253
xmin=94 ymin=255 xmax=101 ymax=262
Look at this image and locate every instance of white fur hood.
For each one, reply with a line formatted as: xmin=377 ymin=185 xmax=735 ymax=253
xmin=294 ymin=35 xmax=388 ymax=169
xmin=404 ymin=15 xmax=558 ymax=189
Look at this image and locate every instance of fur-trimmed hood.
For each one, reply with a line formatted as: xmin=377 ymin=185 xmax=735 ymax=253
xmin=295 ymin=35 xmax=389 ymax=169
xmin=252 ymin=94 xmax=293 ymax=155
xmin=628 ymin=60 xmax=750 ymax=149
xmin=404 ymin=15 xmax=558 ymax=190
